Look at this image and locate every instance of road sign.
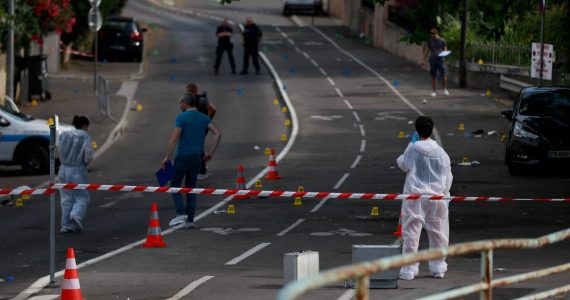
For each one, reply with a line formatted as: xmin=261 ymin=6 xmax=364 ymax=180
xmin=531 ymin=42 xmax=554 ymax=81
xmin=88 ymin=7 xmax=102 ymax=32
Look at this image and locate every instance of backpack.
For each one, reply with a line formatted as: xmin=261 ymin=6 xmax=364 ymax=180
xmin=192 ymin=93 xmax=209 ymax=116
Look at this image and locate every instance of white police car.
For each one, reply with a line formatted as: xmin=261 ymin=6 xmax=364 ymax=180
xmin=0 ymin=97 xmax=73 ymax=174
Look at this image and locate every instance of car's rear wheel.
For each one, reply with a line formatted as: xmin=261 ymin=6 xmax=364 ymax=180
xmin=20 ymin=144 xmax=49 ymax=174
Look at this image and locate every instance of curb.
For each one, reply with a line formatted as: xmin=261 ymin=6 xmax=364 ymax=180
xmin=47 ymin=57 xmax=146 ymax=82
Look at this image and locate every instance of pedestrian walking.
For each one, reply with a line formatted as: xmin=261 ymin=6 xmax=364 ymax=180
xmin=161 ymin=93 xmax=221 ymax=228
xmin=58 ymin=116 xmax=95 ymax=233
xmin=425 ymin=28 xmax=450 ymax=97
xmin=214 ymin=18 xmax=236 ymax=75
xmin=186 ymin=82 xmax=217 ymax=180
xmin=239 ymin=17 xmax=263 ymax=75
xmin=397 ymin=116 xmax=453 ymax=280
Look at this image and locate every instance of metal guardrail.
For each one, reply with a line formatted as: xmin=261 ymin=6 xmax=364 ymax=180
xmin=499 ymin=75 xmax=532 ymax=93
xmin=276 ymin=228 xmax=570 ymax=300
xmin=468 ymin=42 xmax=530 ymax=66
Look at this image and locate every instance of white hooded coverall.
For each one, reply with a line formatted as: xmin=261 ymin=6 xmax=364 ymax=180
xmin=58 ymin=129 xmax=94 ymax=232
xmin=397 ymin=139 xmax=453 ymax=277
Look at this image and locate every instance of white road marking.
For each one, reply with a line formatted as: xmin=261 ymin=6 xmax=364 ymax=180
xmin=167 ymin=276 xmax=214 ymax=300
xmin=310 ymin=59 xmax=319 ymax=67
xmin=302 ymin=52 xmax=310 ymax=59
xmin=319 ymin=68 xmax=328 ymax=76
xmin=360 ymin=139 xmax=366 ymax=152
xmin=225 ymin=242 xmax=272 ymax=265
xmin=310 ymin=196 xmax=331 ymax=213
xmin=350 ymin=155 xmax=362 ymax=169
xmin=294 ymin=46 xmax=302 ymax=53
xmin=310 ymin=26 xmax=443 ymax=145
xmin=352 ymin=111 xmax=361 ymax=122
xmin=337 ymin=289 xmax=355 ymax=300
xmin=304 ymin=41 xmax=324 ymax=46
xmin=359 ymin=124 xmax=366 ymax=137
xmin=334 ymin=173 xmax=350 ymax=190
xmin=335 ymin=87 xmax=344 ymax=98
xmin=281 ymin=32 xmax=288 ymax=38
xmin=288 ymin=38 xmax=295 ymax=45
xmin=28 ymin=296 xmax=58 ymax=300
xmin=274 ymin=26 xmax=282 ymax=33
xmin=277 ymin=219 xmax=305 ymax=236
xmin=327 ymin=77 xmax=336 ymax=86
xmin=100 ymin=201 xmax=116 ymax=208
xmin=343 ymin=99 xmax=354 ymax=110
xmin=311 ymin=115 xmax=343 ymax=121
xmin=290 ymin=15 xmax=306 ymax=27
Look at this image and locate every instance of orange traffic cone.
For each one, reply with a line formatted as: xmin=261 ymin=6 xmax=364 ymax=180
xmin=143 ymin=203 xmax=166 ymax=248
xmin=233 ymin=165 xmax=251 ymax=200
xmin=60 ymin=248 xmax=84 ymax=300
xmin=264 ymin=149 xmax=281 ymax=180
xmin=392 ymin=211 xmax=403 ymax=237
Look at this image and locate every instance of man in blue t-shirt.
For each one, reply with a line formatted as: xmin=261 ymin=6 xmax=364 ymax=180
xmin=161 ymin=93 xmax=222 ymax=228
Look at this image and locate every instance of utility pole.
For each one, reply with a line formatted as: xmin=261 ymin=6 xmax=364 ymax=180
xmin=459 ymin=0 xmax=468 ymax=88
xmin=7 ymin=0 xmax=15 ymax=101
xmin=538 ymin=0 xmax=546 ymax=87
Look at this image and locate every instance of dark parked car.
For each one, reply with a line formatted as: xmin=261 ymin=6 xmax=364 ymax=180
xmin=282 ymin=0 xmax=323 ymax=16
xmin=501 ymin=87 xmax=570 ymax=175
xmin=97 ymin=16 xmax=146 ymax=62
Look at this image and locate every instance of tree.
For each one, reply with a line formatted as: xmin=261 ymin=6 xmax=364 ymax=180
xmin=1 ymin=0 xmax=75 ymax=53
xmin=60 ymin=0 xmax=127 ymax=49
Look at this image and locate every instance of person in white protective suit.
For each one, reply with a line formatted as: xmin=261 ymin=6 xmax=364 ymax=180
xmin=397 ymin=116 xmax=453 ymax=280
xmin=58 ymin=116 xmax=94 ymax=233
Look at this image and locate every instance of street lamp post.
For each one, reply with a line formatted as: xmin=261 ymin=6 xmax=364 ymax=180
xmin=7 ymin=0 xmax=15 ymax=102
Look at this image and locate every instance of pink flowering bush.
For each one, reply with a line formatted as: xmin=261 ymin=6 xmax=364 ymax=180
xmin=26 ymin=0 xmax=75 ymax=45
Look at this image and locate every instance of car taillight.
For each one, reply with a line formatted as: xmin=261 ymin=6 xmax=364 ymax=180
xmin=131 ymin=31 xmax=142 ymax=42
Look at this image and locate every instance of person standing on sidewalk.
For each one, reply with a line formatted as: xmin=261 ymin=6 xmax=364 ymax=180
xmin=186 ymin=82 xmax=217 ymax=180
xmin=239 ymin=17 xmax=263 ymax=75
xmin=426 ymin=28 xmax=449 ymax=97
xmin=214 ymin=18 xmax=236 ymax=75
xmin=161 ymin=93 xmax=221 ymax=228
xmin=58 ymin=116 xmax=95 ymax=233
xmin=396 ymin=116 xmax=453 ymax=280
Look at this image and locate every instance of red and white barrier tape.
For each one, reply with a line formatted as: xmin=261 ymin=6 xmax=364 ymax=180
xmin=0 ymin=184 xmax=569 ymax=202
xmin=60 ymin=41 xmax=94 ymax=58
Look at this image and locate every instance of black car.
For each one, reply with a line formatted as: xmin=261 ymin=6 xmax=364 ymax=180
xmin=283 ymin=0 xmax=323 ymax=16
xmin=501 ymin=87 xmax=570 ymax=175
xmin=97 ymin=16 xmax=146 ymax=62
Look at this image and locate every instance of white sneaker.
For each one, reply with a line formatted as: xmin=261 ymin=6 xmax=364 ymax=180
xmin=430 ymin=91 xmax=437 ymax=97
xmin=168 ymin=215 xmax=188 ymax=226
xmin=443 ymin=89 xmax=450 ymax=96
xmin=399 ymin=271 xmax=415 ymax=280
xmin=432 ymin=272 xmax=445 ymax=279
xmin=182 ymin=221 xmax=196 ymax=229
xmin=197 ymin=173 xmax=210 ymax=180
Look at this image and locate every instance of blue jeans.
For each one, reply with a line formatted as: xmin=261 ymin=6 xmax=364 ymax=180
xmin=171 ymin=154 xmax=202 ymax=222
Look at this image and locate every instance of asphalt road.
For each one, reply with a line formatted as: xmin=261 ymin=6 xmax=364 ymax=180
xmin=1 ymin=0 xmax=569 ymax=299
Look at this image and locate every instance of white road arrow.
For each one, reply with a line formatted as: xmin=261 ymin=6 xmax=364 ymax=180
xmin=196 ymin=56 xmax=211 ymax=66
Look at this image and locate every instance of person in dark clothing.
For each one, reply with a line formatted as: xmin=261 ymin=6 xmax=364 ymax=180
xmin=240 ymin=17 xmax=263 ymax=75
xmin=214 ymin=18 xmax=236 ymax=75
xmin=186 ymin=83 xmax=217 ymax=180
